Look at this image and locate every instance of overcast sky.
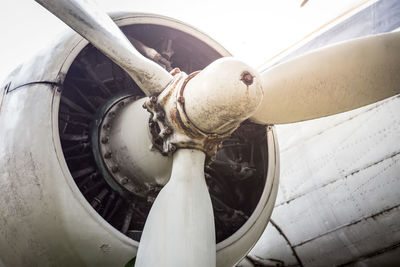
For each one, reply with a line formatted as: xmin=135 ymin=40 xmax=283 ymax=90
xmin=0 ymin=0 xmax=368 ymax=83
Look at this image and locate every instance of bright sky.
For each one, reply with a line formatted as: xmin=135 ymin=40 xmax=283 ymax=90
xmin=0 ymin=0 xmax=369 ymax=83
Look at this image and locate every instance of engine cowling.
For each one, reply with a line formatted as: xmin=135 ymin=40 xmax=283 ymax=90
xmin=0 ymin=12 xmax=279 ymax=267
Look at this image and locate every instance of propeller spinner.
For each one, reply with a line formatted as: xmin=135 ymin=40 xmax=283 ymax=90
xmin=34 ymin=0 xmax=400 ymax=266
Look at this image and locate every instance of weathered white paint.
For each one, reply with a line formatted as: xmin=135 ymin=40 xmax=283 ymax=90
xmin=135 ymin=54 xmax=267 ymax=266
xmin=0 ymin=12 xmax=280 ymax=267
xmin=35 ymin=0 xmax=173 ymax=96
xmin=135 ymin=149 xmax=216 ymax=267
xmin=0 ymin=84 xmax=137 ymax=266
xmin=248 ymin=221 xmax=298 ymax=266
xmin=184 ymin=58 xmax=263 ymax=134
xmin=252 ymin=32 xmax=400 ymax=124
xmin=247 ymin=95 xmax=400 ymax=266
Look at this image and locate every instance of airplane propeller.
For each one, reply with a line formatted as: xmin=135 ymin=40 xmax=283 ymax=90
xmin=34 ymin=0 xmax=400 ymax=266
xmin=252 ymin=32 xmax=400 ymax=124
xmin=35 ymin=0 xmax=172 ymax=96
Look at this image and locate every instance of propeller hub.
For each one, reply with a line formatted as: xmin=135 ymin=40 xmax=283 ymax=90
xmin=143 ymin=59 xmax=264 ymax=158
xmin=183 ymin=57 xmax=263 ymax=134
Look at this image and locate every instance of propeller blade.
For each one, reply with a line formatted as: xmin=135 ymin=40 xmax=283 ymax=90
xmin=135 ymin=149 xmax=216 ymax=267
xmin=251 ymin=32 xmax=400 ymax=124
xmin=35 ymin=0 xmax=172 ymax=96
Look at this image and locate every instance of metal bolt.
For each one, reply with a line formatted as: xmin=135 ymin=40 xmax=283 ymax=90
xmin=109 ymin=111 xmax=115 ymax=117
xmin=101 ymin=136 xmax=109 ymax=144
xmin=178 ymin=96 xmax=185 ymax=103
xmin=170 ymin=68 xmax=181 ymax=76
xmin=104 ymin=151 xmax=112 ymax=159
xmin=168 ymin=143 xmax=177 ymax=152
xmin=150 ymin=96 xmax=157 ymax=103
xmin=111 ymin=166 xmax=119 ymax=173
xmin=165 ymin=127 xmax=172 ymax=135
xmin=241 ymin=71 xmax=254 ymax=86
xmin=118 ymin=101 xmax=125 ymax=107
xmin=121 ymin=177 xmax=129 ymax=185
xmin=159 ymin=127 xmax=172 ymax=138
xmin=103 ymin=123 xmax=111 ymax=130
xmin=156 ymin=111 xmax=165 ymax=120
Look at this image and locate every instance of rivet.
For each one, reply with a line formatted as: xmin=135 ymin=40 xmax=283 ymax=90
xmin=111 ymin=166 xmax=119 ymax=173
xmin=104 ymin=151 xmax=112 ymax=159
xmin=170 ymin=68 xmax=181 ymax=76
xmin=118 ymin=101 xmax=125 ymax=107
xmin=150 ymin=96 xmax=157 ymax=103
xmin=101 ymin=136 xmax=109 ymax=144
xmin=109 ymin=111 xmax=115 ymax=117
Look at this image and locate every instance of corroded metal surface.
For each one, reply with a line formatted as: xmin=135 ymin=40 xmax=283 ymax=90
xmin=247 ymin=96 xmax=400 ymax=266
xmin=0 ymin=84 xmax=137 ymax=267
xmin=143 ymin=69 xmax=236 ymax=158
xmin=0 ymin=12 xmax=280 ymax=267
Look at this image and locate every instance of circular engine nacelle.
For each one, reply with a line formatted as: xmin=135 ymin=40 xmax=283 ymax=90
xmin=0 ymin=12 xmax=279 ymax=267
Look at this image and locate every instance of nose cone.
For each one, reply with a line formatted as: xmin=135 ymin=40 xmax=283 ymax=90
xmin=183 ymin=57 xmax=263 ymax=134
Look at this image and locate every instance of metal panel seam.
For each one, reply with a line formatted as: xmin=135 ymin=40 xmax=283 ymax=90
xmin=270 ymin=219 xmax=303 ymax=266
xmin=293 ymin=204 xmax=400 ymax=248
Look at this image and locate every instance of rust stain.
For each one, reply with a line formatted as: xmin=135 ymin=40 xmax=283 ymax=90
xmin=240 ymin=71 xmax=254 ymax=87
xmin=158 ymin=76 xmax=181 ymax=106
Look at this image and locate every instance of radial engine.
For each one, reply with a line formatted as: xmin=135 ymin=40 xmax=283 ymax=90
xmin=0 ymin=12 xmax=279 ymax=267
